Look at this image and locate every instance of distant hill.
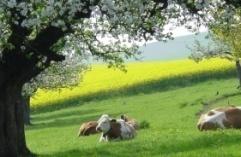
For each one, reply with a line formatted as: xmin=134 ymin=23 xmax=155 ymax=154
xmin=137 ymin=32 xmax=210 ymax=61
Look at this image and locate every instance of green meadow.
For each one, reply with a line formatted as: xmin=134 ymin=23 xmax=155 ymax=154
xmin=26 ymin=59 xmax=241 ymax=157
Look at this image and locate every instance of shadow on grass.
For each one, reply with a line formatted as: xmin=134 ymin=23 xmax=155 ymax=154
xmin=195 ymin=91 xmax=241 ymax=116
xmin=40 ymin=132 xmax=241 ymax=157
xmin=26 ymin=110 xmax=123 ymax=131
xmin=27 ymin=115 xmax=97 ymax=131
xmin=31 ymin=109 xmax=100 ymax=122
xmin=32 ymin=68 xmax=237 ymax=114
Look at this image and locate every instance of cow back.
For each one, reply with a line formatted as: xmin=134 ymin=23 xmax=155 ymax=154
xmin=224 ymin=108 xmax=241 ymax=128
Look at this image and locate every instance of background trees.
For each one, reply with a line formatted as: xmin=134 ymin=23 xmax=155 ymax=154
xmin=189 ymin=8 xmax=241 ymax=87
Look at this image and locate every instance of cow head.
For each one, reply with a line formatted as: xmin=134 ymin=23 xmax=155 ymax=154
xmin=120 ymin=114 xmax=128 ymax=122
xmin=96 ymin=114 xmax=116 ymax=133
xmin=197 ymin=121 xmax=219 ymax=131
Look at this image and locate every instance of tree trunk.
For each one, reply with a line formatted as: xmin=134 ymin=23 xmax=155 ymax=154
xmin=23 ymin=96 xmax=31 ymax=125
xmin=236 ymin=59 xmax=241 ymax=88
xmin=0 ymin=82 xmax=33 ymax=157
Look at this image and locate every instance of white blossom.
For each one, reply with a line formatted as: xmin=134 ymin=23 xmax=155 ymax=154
xmin=7 ymin=0 xmax=17 ymax=8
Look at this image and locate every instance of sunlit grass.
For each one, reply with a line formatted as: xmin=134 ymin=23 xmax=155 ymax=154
xmin=31 ymin=58 xmax=234 ymax=108
xmin=26 ymin=58 xmax=241 ymax=157
xmin=27 ymin=77 xmax=241 ymax=157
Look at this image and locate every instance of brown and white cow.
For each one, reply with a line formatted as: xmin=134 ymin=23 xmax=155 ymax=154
xmin=120 ymin=114 xmax=139 ymax=130
xmin=197 ymin=106 xmax=241 ymax=131
xmin=96 ymin=114 xmax=136 ymax=142
xmin=78 ymin=121 xmax=98 ymax=136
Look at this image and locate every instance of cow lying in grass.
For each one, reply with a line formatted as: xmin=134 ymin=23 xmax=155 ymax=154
xmin=78 ymin=121 xmax=98 ymax=136
xmin=120 ymin=114 xmax=139 ymax=130
xmin=96 ymin=114 xmax=136 ymax=142
xmin=197 ymin=106 xmax=241 ymax=131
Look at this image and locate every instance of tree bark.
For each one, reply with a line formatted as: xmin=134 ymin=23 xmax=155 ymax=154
xmin=0 ymin=81 xmax=33 ymax=157
xmin=23 ymin=96 xmax=31 ymax=125
xmin=236 ymin=59 xmax=241 ymax=88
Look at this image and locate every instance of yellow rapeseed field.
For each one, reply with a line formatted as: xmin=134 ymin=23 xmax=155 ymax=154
xmin=31 ymin=58 xmax=234 ymax=108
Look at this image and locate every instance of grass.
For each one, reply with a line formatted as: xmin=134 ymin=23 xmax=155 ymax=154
xmin=26 ymin=58 xmax=241 ymax=157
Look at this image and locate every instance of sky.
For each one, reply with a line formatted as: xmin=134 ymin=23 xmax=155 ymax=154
xmin=97 ymin=23 xmax=209 ymax=47
xmin=165 ymin=25 xmax=208 ymax=37
xmin=135 ymin=24 xmax=208 ymax=46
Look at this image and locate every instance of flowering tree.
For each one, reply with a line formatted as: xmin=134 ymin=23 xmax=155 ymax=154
xmin=189 ymin=4 xmax=241 ymax=87
xmin=0 ymin=0 xmax=240 ymax=156
xmin=189 ymin=27 xmax=241 ymax=87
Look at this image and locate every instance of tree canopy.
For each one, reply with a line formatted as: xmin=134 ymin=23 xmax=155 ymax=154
xmin=187 ymin=1 xmax=241 ymax=87
xmin=187 ymin=0 xmax=241 ymax=61
xmin=0 ymin=0 xmax=170 ymax=75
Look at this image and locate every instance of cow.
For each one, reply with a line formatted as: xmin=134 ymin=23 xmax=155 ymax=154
xmin=120 ymin=114 xmax=139 ymax=130
xmin=78 ymin=121 xmax=98 ymax=136
xmin=96 ymin=114 xmax=136 ymax=142
xmin=197 ymin=106 xmax=241 ymax=131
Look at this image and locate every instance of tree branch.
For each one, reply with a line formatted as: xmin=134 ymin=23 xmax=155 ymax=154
xmin=31 ymin=26 xmax=67 ymax=52
xmin=7 ymin=5 xmax=32 ymax=51
xmin=225 ymin=0 xmax=241 ymax=8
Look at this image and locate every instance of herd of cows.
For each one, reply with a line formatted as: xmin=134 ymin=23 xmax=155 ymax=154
xmin=78 ymin=106 xmax=241 ymax=142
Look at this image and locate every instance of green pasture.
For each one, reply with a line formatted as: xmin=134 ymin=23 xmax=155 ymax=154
xmin=26 ymin=59 xmax=241 ymax=157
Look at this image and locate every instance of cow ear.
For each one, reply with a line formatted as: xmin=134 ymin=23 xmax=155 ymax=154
xmin=120 ymin=115 xmax=124 ymax=119
xmin=111 ymin=119 xmax=117 ymax=122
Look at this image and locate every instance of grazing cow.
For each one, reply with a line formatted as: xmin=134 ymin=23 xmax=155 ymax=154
xmin=197 ymin=106 xmax=241 ymax=131
xmin=96 ymin=114 xmax=136 ymax=142
xmin=120 ymin=114 xmax=139 ymax=130
xmin=78 ymin=121 xmax=98 ymax=136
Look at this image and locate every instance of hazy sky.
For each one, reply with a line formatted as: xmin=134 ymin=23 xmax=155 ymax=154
xmin=140 ymin=24 xmax=208 ymax=46
xmin=98 ymin=24 xmax=208 ymax=46
xmin=164 ymin=24 xmax=208 ymax=37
